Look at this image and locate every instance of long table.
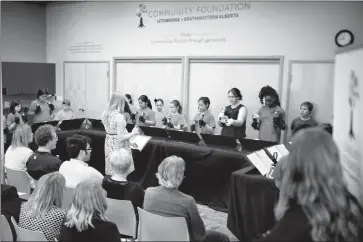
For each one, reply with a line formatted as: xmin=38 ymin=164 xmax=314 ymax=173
xmin=54 ymin=129 xmax=253 ymax=211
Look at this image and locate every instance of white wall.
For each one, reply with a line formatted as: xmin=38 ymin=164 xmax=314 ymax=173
xmin=1 ymin=2 xmax=46 ymax=62
xmin=46 ymin=1 xmax=363 ymax=109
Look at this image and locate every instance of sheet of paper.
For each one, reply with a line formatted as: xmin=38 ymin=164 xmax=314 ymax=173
xmin=247 ymin=151 xmax=273 ymax=176
xmin=130 ymin=135 xmax=151 ymax=151
xmin=276 ymin=144 xmax=289 ymax=157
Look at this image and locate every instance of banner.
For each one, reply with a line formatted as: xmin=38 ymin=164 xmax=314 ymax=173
xmin=333 ymin=45 xmax=363 ymax=202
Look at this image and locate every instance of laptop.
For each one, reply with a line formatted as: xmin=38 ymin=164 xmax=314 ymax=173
xmin=167 ymin=129 xmax=201 ymax=144
xmin=31 ymin=121 xmax=59 ymax=133
xmin=58 ymin=118 xmax=86 ymax=131
xmin=201 ymin=133 xmax=238 ymax=150
xmin=139 ymin=126 xmax=169 ymax=139
xmin=238 ymin=138 xmax=277 ymax=152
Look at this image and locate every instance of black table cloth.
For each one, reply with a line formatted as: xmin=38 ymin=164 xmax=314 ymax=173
xmin=227 ymin=167 xmax=279 ymax=241
xmin=54 ymin=129 xmax=252 ymax=211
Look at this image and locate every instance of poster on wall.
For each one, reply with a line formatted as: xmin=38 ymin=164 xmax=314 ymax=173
xmin=333 ymin=45 xmax=363 ymax=201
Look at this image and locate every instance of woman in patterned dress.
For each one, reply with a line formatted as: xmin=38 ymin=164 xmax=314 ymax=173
xmin=101 ymin=92 xmax=140 ymax=176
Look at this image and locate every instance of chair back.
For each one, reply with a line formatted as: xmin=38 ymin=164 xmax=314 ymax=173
xmin=11 ymin=216 xmax=47 ymax=241
xmin=62 ymin=187 xmax=74 ymax=210
xmin=6 ymin=169 xmax=31 ymax=200
xmin=1 ymin=215 xmax=13 ymax=242
xmin=106 ymin=198 xmax=137 ymax=238
xmin=137 ymin=207 xmax=189 ymax=241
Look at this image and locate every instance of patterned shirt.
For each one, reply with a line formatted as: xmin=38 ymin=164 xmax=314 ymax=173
xmin=19 ymin=203 xmax=66 ymax=241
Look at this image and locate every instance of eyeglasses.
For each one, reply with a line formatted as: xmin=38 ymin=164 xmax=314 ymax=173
xmin=228 ymin=96 xmax=237 ymax=98
xmin=85 ymin=148 xmax=92 ymax=151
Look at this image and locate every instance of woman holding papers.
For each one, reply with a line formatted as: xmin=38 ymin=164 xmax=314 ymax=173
xmin=101 ymin=92 xmax=140 ymax=175
xmin=218 ymin=88 xmax=248 ymax=139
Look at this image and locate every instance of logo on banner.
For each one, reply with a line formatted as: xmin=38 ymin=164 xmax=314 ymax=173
xmin=136 ymin=2 xmax=250 ymax=28
xmin=136 ymin=4 xmax=147 ymax=28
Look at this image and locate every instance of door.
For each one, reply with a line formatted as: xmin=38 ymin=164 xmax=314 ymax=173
xmin=64 ymin=63 xmax=86 ymax=118
xmin=85 ymin=63 xmax=109 ymax=119
xmin=64 ymin=62 xmax=110 ymax=119
xmin=286 ymin=61 xmax=335 ymax=142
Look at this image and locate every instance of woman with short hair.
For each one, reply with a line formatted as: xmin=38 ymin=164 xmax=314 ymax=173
xmin=143 ymin=156 xmax=230 ymax=242
xmin=19 ymin=172 xmax=66 ymax=241
xmin=256 ymin=128 xmax=363 ymax=242
xmin=59 ymin=180 xmax=120 ymax=242
xmin=102 ymin=148 xmax=144 ymax=218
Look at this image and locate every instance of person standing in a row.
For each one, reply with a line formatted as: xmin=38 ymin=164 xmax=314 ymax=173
xmin=252 ymin=86 xmax=286 ymax=143
xmin=28 ymin=89 xmax=55 ymax=124
xmin=218 ymin=88 xmax=248 ymax=139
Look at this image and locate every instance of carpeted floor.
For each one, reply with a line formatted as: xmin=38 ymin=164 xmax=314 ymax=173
xmin=197 ymin=204 xmax=239 ymax=241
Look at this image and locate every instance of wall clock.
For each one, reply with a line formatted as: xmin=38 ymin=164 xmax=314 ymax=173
xmin=335 ymin=30 xmax=354 ymax=47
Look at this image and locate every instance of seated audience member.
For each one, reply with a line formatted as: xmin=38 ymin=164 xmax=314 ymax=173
xmin=59 ymin=134 xmax=103 ymax=188
xmin=102 ymin=149 xmax=144 ymax=217
xmin=143 ymin=156 xmax=230 ymax=242
xmin=26 ymin=124 xmax=62 ymax=181
xmin=19 ymin=172 xmax=66 ymax=241
xmin=1 ymin=184 xmax=21 ymax=242
xmin=54 ymin=99 xmax=75 ymax=121
xmin=274 ymin=124 xmax=314 ymax=188
xmin=290 ymin=101 xmax=318 ymax=135
xmin=254 ymin=128 xmax=363 ymax=242
xmin=5 ymin=124 xmax=33 ymax=171
xmin=59 ymin=180 xmax=121 ymax=242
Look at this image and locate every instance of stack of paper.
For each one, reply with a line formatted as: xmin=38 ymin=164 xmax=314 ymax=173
xmin=129 ymin=135 xmax=151 ymax=151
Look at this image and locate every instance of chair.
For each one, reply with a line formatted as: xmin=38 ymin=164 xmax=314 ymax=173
xmin=1 ymin=215 xmax=13 ymax=242
xmin=11 ymin=217 xmax=47 ymax=241
xmin=62 ymin=187 xmax=74 ymax=210
xmin=137 ymin=207 xmax=189 ymax=241
xmin=106 ymin=198 xmax=137 ymax=239
xmin=6 ymin=169 xmax=31 ymax=200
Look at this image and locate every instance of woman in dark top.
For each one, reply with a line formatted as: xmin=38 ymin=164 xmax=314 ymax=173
xmin=102 ymin=148 xmax=145 ymax=217
xmin=59 ymin=180 xmax=120 ymax=242
xmin=218 ymin=88 xmax=248 ymax=138
xmin=255 ymin=128 xmax=363 ymax=242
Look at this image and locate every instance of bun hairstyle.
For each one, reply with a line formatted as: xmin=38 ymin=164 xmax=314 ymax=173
xmin=138 ymin=95 xmax=152 ymax=109
xmin=154 ymin=98 xmax=164 ymax=105
xmin=37 ymin=88 xmax=49 ymax=99
xmin=125 ymin=94 xmax=133 ymax=105
xmin=198 ymin=97 xmax=211 ymax=109
xmin=258 ymin=85 xmax=281 ymax=106
xmin=228 ymin=88 xmax=243 ymax=100
xmin=171 ymin=100 xmax=183 ymax=114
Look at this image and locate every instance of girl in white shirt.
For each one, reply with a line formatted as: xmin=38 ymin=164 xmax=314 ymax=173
xmin=54 ymin=99 xmax=75 ymax=121
xmin=5 ymin=124 xmax=34 ymax=171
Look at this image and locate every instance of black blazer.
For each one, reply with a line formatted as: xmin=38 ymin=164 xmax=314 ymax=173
xmin=59 ymin=217 xmax=120 ymax=242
